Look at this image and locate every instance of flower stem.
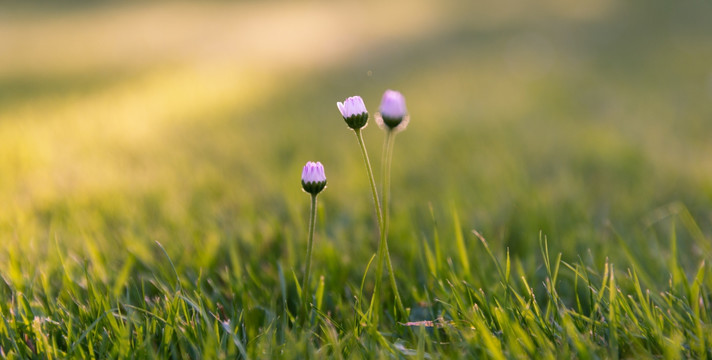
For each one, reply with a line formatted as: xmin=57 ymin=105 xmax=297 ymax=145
xmin=381 ymin=130 xmax=406 ymax=319
xmin=353 ymin=128 xmax=385 ymax=324
xmin=299 ymin=193 xmax=318 ymax=327
xmin=354 ymin=128 xmax=384 ymax=233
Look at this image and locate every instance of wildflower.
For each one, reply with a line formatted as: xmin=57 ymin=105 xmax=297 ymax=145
xmin=337 ymin=96 xmax=369 ymax=130
xmin=301 ymin=161 xmax=327 ymax=195
xmin=371 ymin=89 xmax=409 ymax=323
xmin=299 ymin=160 xmax=326 ymax=327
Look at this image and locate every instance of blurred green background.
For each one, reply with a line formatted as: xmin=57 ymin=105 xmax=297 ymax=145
xmin=1 ymin=0 xmax=711 ymax=289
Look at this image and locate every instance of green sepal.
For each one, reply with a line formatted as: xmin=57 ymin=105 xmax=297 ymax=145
xmin=381 ymin=115 xmax=402 ymax=129
xmin=302 ymin=180 xmax=327 ymax=195
xmin=344 ymin=113 xmax=369 ymax=130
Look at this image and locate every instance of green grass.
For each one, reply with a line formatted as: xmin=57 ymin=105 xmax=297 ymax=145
xmin=1 ymin=0 xmax=712 ymax=358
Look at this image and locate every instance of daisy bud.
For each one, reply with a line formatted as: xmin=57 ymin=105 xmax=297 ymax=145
xmin=301 ymin=161 xmax=327 ymax=195
xmin=337 ymin=96 xmax=369 ymax=130
xmin=378 ymin=90 xmax=407 ymax=129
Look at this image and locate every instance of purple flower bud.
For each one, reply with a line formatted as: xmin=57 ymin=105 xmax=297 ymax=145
xmin=337 ymin=96 xmax=369 ymax=130
xmin=301 ymin=161 xmax=327 ymax=195
xmin=378 ymin=90 xmax=407 ymax=129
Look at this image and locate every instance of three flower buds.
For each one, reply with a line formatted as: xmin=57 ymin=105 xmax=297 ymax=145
xmin=308 ymin=91 xmax=407 ymax=193
xmin=301 ymin=161 xmax=327 ymax=195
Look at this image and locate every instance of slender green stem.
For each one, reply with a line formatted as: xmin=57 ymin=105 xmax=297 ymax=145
xmin=380 ymin=131 xmax=390 ymax=196
xmin=381 ymin=130 xmax=406 ymax=319
xmin=353 ymin=128 xmax=384 ymax=324
xmin=354 ymin=129 xmax=383 ymax=232
xmin=299 ymin=194 xmax=318 ymax=327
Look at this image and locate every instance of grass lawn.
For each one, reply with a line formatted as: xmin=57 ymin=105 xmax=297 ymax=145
xmin=1 ymin=0 xmax=712 ymax=358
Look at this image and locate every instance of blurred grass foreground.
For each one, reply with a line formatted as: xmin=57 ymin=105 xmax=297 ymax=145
xmin=1 ymin=0 xmax=712 ymax=358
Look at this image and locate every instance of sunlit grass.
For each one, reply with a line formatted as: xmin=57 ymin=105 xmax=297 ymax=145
xmin=1 ymin=0 xmax=712 ymax=358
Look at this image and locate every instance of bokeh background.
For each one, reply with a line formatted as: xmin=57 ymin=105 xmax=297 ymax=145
xmin=1 ymin=0 xmax=711 ymax=288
